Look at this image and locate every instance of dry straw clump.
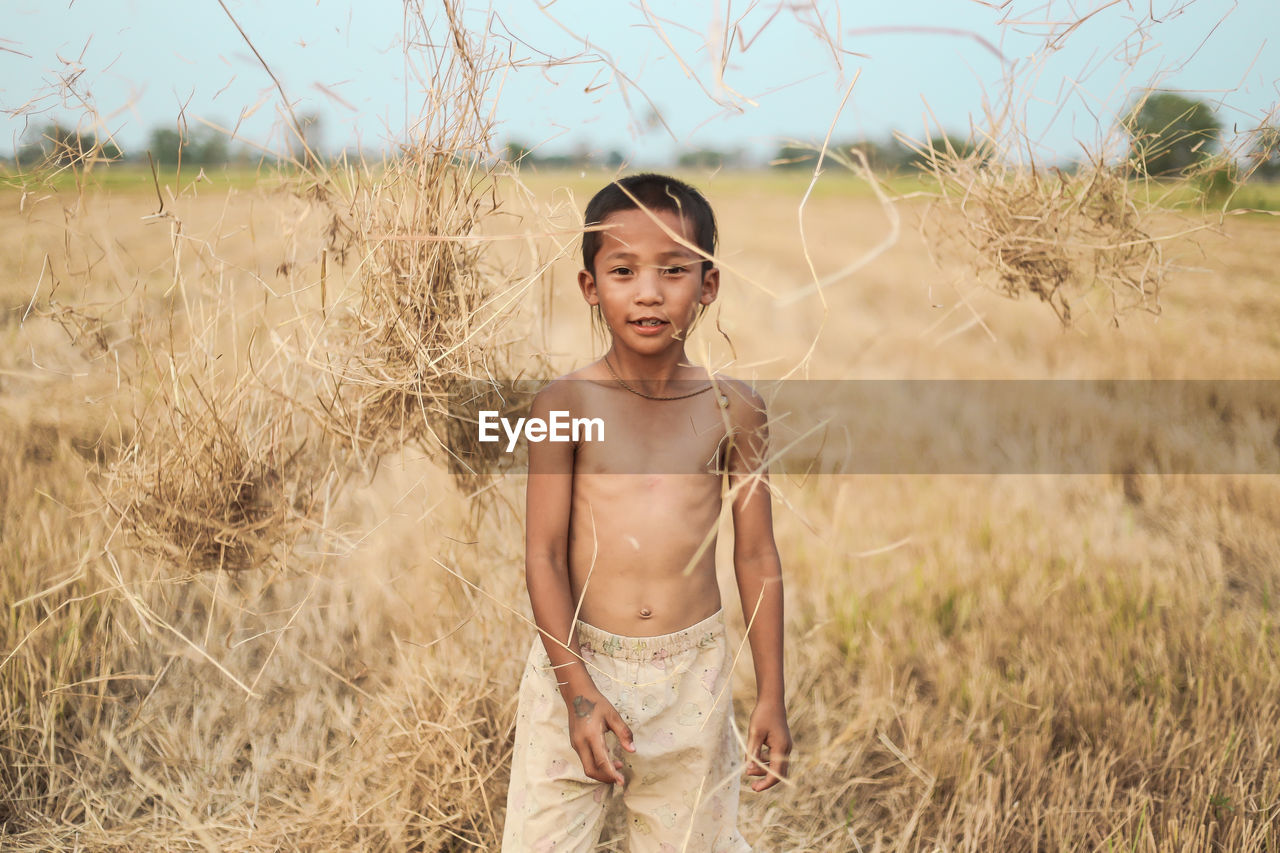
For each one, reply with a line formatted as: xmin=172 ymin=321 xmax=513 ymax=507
xmin=920 ymin=143 xmax=1178 ymax=328
xmin=322 ymin=149 xmax=507 ymax=458
xmin=315 ymin=7 xmax=531 ymax=484
xmin=102 ymin=367 xmax=328 ymax=573
xmin=88 ymin=0 xmax=532 ymax=570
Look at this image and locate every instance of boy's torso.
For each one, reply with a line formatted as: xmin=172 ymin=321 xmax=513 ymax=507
xmin=564 ymin=377 xmax=731 ymax=637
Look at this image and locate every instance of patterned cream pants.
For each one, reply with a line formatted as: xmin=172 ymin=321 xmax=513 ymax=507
xmin=502 ymin=610 xmax=753 ymax=852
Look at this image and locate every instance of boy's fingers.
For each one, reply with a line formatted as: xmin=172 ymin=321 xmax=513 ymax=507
xmin=573 ymin=745 xmax=599 ymax=781
xmin=572 ymin=737 xmax=609 ymax=784
xmin=745 ymin=731 xmax=765 ymax=776
xmin=774 ymin=751 xmax=790 ymax=784
xmin=749 ymin=759 xmax=775 ymax=790
xmin=577 ymin=761 xmax=598 ymax=782
xmin=750 ymin=754 xmax=777 ymax=791
xmin=750 ymin=736 xmax=790 ymax=791
xmin=608 ymin=711 xmax=636 ymax=751
xmin=751 ymin=773 xmax=779 ymax=792
xmin=589 ymin=736 xmax=624 ymax=785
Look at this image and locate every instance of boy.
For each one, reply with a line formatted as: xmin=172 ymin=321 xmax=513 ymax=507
xmin=503 ymin=174 xmax=790 ymax=852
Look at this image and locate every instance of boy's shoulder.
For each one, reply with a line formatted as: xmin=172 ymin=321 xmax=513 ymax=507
xmin=530 ymin=364 xmax=610 ymax=410
xmin=709 ymin=372 xmax=761 ymax=403
xmin=710 ymin=372 xmax=767 ymax=426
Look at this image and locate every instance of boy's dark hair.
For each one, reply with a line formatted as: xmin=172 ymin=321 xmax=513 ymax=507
xmin=582 ymin=173 xmax=718 ymax=275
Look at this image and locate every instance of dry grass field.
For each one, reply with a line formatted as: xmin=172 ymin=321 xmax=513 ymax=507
xmin=2 ymin=166 xmax=1279 ymax=851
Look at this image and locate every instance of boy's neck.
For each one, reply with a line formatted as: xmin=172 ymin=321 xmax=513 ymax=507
xmin=602 ymin=345 xmax=703 ymax=394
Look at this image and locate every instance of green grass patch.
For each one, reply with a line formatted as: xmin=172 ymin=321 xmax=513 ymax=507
xmin=0 ymin=164 xmax=288 ymax=194
xmin=1127 ymin=176 xmax=1280 ymax=214
xmin=1223 ymin=182 xmax=1280 ymax=214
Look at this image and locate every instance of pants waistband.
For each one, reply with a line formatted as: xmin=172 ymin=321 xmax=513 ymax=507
xmin=576 ymin=609 xmax=724 ymax=662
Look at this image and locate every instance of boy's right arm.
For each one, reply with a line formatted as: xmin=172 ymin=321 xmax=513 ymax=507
xmin=525 ymin=382 xmax=635 ymax=785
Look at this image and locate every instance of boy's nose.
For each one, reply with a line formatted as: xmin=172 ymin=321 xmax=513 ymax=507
xmin=634 ymin=269 xmax=663 ymax=303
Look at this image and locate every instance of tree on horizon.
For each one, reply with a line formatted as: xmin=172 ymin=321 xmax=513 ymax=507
xmin=1123 ymin=92 xmax=1221 ymax=177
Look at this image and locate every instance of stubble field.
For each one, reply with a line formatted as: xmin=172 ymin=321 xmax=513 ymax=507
xmin=2 ymin=169 xmax=1279 ymax=851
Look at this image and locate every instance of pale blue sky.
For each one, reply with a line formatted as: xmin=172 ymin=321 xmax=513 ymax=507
xmin=2 ymin=1 xmax=1277 ymax=165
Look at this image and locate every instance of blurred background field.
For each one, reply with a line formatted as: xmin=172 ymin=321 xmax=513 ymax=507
xmin=5 ymin=0 xmax=1280 ymax=848
xmin=2 ymin=162 xmax=1279 ymax=850
xmin=15 ymin=163 xmax=1280 ymax=211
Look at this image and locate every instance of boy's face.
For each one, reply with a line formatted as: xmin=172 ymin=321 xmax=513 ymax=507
xmin=578 ymin=207 xmax=719 ymax=356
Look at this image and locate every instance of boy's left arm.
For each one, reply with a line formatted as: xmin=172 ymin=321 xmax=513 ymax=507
xmin=727 ymin=385 xmax=792 ymax=793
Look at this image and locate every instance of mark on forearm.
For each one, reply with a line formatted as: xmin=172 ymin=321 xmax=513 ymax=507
xmin=573 ymin=695 xmax=595 ymax=718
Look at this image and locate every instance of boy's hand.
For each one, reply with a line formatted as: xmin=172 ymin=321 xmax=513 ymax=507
xmin=566 ymin=689 xmax=636 ymax=786
xmin=745 ymin=702 xmax=791 ymax=792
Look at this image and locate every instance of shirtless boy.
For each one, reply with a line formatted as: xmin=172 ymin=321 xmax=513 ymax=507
xmin=502 ymin=173 xmax=790 ymax=852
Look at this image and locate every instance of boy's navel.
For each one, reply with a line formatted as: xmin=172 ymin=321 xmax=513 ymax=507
xmin=639 ymin=607 xmax=652 ymax=619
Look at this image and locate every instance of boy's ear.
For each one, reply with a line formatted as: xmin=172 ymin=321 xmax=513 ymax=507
xmin=699 ymin=265 xmax=720 ymax=306
xmin=578 ymin=268 xmax=599 ymax=305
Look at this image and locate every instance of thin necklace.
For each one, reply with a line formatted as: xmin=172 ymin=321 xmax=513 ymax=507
xmin=603 ymin=353 xmax=719 ymax=402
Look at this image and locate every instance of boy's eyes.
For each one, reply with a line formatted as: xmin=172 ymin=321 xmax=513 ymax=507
xmin=607 ymin=265 xmax=691 ymax=276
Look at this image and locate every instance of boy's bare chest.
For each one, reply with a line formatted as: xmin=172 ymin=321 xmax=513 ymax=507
xmin=572 ymin=389 xmax=728 ymax=476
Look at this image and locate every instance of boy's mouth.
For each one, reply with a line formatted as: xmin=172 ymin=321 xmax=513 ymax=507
xmin=629 ymin=318 xmax=668 ymax=327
